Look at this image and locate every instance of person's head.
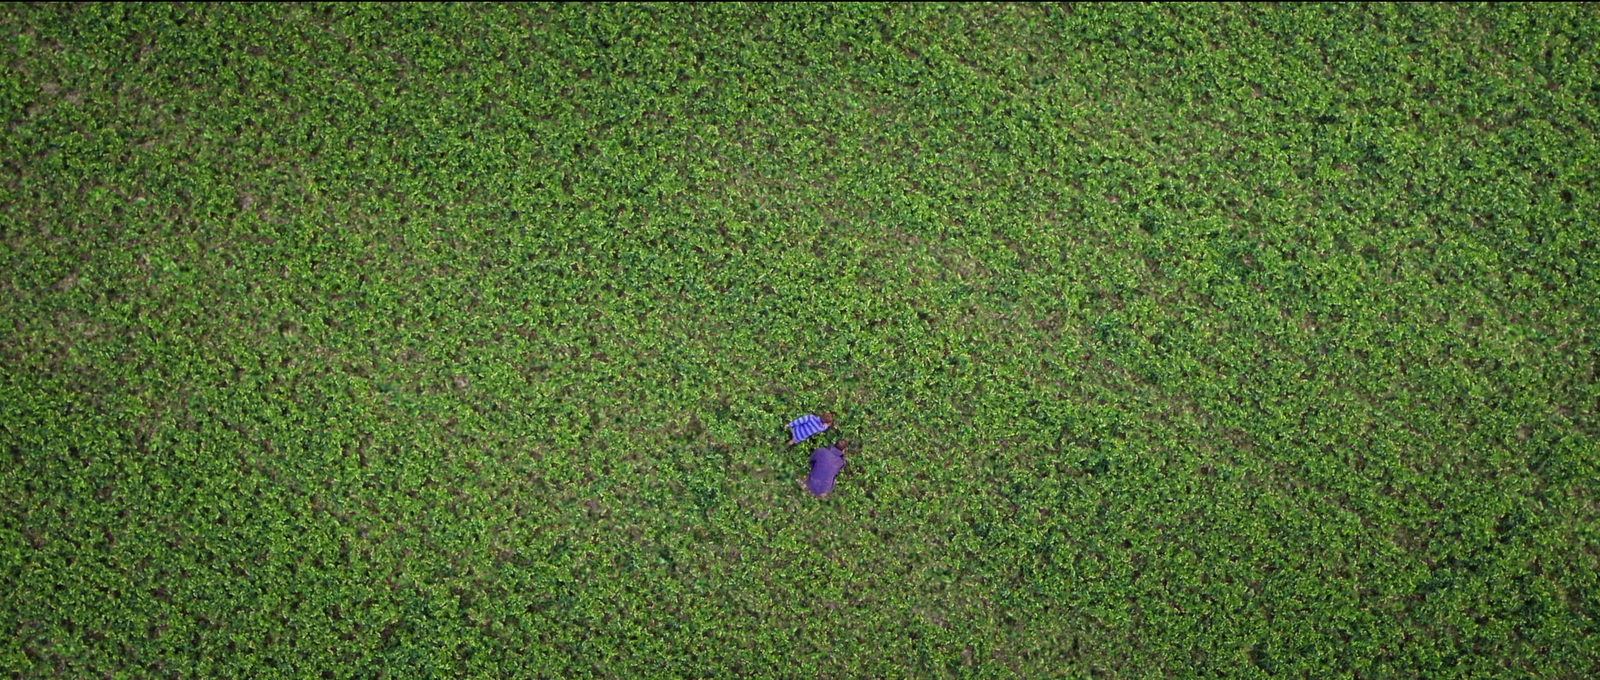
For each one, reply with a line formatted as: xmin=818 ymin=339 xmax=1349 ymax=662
xmin=820 ymin=413 xmax=835 ymax=427
xmin=835 ymin=439 xmax=848 ymax=453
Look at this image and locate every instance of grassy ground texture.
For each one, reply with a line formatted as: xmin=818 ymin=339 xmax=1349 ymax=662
xmin=3 ymin=2 xmax=1598 ymax=677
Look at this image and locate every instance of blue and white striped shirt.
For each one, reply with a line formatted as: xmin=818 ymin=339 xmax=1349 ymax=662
xmin=786 ymin=414 xmax=829 ymax=443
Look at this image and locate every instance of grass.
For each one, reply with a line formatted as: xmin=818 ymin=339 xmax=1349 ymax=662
xmin=2 ymin=2 xmax=1598 ymax=677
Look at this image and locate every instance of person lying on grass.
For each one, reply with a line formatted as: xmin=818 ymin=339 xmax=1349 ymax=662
xmin=786 ymin=412 xmax=834 ymax=445
xmin=800 ymin=439 xmax=848 ymax=498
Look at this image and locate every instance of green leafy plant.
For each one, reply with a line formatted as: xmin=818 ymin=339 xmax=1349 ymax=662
xmin=2 ymin=2 xmax=1596 ymax=677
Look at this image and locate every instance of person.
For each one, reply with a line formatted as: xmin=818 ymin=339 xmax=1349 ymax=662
xmin=786 ymin=413 xmax=834 ymax=445
xmin=803 ymin=439 xmax=848 ymax=497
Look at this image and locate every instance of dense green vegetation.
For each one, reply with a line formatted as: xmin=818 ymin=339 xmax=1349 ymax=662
xmin=3 ymin=2 xmax=1598 ymax=677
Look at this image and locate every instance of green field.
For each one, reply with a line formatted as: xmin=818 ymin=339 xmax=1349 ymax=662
xmin=3 ymin=2 xmax=1598 ymax=677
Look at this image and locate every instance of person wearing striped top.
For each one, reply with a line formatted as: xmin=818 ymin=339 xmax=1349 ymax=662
xmin=786 ymin=413 xmax=833 ymax=445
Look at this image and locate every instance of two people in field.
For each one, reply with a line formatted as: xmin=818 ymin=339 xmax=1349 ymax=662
xmin=787 ymin=413 xmax=848 ymax=498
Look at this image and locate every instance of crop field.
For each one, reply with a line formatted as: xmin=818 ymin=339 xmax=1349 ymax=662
xmin=3 ymin=2 xmax=1598 ymax=677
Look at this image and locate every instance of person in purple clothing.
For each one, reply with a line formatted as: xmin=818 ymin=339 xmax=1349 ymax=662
xmin=802 ymin=439 xmax=849 ymax=498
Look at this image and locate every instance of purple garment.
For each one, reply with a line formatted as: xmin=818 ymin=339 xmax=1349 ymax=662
xmin=806 ymin=444 xmax=846 ymax=496
xmin=786 ymin=414 xmax=829 ymax=443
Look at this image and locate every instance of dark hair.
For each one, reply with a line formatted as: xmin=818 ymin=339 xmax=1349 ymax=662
xmin=835 ymin=439 xmax=848 ymax=452
xmin=820 ymin=413 xmax=835 ymax=426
